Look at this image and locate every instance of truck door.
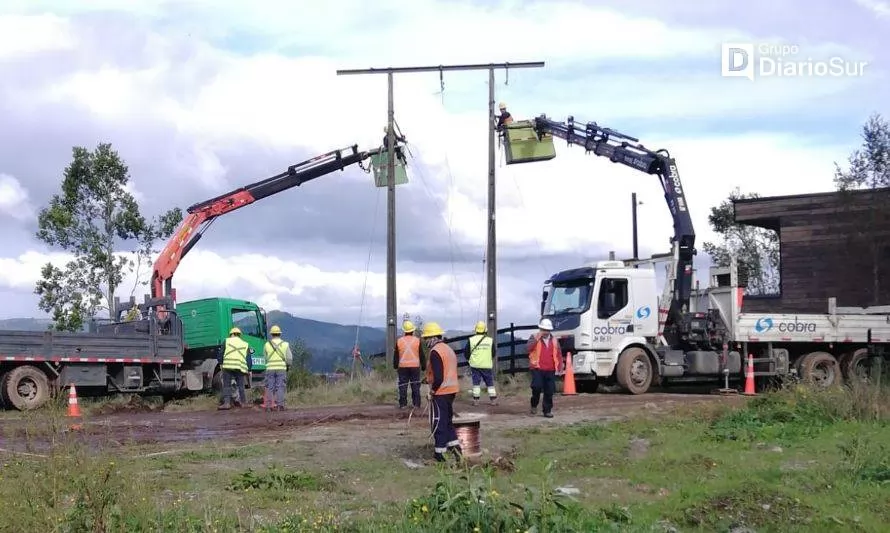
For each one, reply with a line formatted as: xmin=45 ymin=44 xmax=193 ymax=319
xmin=230 ymin=308 xmax=267 ymax=372
xmin=591 ymin=277 xmax=632 ymax=348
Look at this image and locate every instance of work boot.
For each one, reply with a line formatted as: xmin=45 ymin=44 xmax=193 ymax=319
xmin=530 ymin=407 xmax=537 ymax=416
xmin=218 ymin=401 xmax=231 ymax=410
xmin=543 ymin=412 xmax=554 ymax=418
xmin=489 ymin=397 xmax=499 ymax=406
xmin=434 ymin=452 xmax=446 ymax=463
xmin=472 ymin=398 xmax=479 ymax=406
xmin=449 ymin=445 xmax=464 ymax=461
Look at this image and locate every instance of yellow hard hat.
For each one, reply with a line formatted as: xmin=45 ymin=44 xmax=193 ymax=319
xmin=498 ymin=102 xmax=507 ymax=110
xmin=270 ymin=325 xmax=282 ymax=335
xmin=402 ymin=320 xmax=416 ymax=333
xmin=229 ymin=327 xmax=242 ymax=335
xmin=474 ymin=321 xmax=486 ymax=334
xmin=421 ymin=321 xmax=444 ymax=338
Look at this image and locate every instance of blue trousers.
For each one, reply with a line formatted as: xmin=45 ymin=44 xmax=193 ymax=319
xmin=265 ymin=370 xmax=287 ymax=407
xmin=429 ymin=393 xmax=459 ymax=455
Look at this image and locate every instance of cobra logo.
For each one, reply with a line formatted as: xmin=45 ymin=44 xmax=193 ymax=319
xmin=754 ymin=317 xmax=773 ymax=333
xmin=635 ymin=306 xmax=651 ymax=319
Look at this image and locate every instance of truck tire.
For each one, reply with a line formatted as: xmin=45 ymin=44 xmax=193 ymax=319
xmin=839 ymin=348 xmax=870 ymax=384
xmin=616 ymin=347 xmax=653 ymax=395
xmin=798 ymin=352 xmax=840 ymax=389
xmin=3 ymin=365 xmax=51 ymax=411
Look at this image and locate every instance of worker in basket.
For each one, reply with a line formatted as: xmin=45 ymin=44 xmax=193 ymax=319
xmin=422 ymin=321 xmax=463 ymax=462
xmin=495 ymin=102 xmax=513 ymax=132
xmin=382 ymin=126 xmax=407 ymax=165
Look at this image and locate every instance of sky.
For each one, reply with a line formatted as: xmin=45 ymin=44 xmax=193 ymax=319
xmin=0 ymin=0 xmax=887 ymax=332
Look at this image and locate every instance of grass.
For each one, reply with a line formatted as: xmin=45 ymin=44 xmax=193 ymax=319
xmin=0 ymin=380 xmax=888 ymax=532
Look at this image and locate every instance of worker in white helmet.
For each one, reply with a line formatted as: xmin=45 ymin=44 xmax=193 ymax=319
xmin=525 ymin=318 xmax=563 ymax=418
xmin=495 ymin=102 xmax=513 ymax=132
xmin=382 ymin=126 xmax=407 ymax=164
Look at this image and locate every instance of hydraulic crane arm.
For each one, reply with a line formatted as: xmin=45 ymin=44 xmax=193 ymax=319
xmin=151 ymin=144 xmax=380 ymax=305
xmin=531 ymin=115 xmax=696 ymax=327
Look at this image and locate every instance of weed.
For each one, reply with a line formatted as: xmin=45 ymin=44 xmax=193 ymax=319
xmin=227 ymin=466 xmax=331 ymax=492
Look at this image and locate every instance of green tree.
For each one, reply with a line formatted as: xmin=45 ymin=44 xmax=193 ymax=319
xmin=702 ymin=187 xmax=780 ymax=295
xmin=833 ymin=112 xmax=890 ymax=302
xmin=34 ymin=143 xmax=183 ymax=331
xmin=286 ymin=337 xmax=318 ymax=389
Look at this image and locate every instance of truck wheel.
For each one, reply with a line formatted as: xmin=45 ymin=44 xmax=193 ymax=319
xmin=3 ymin=365 xmax=51 ymax=411
xmin=616 ymin=347 xmax=653 ymax=395
xmin=839 ymin=348 xmax=870 ymax=384
xmin=798 ymin=352 xmax=839 ymax=389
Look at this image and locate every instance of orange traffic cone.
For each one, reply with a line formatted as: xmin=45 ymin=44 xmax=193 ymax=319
xmin=562 ymin=352 xmax=577 ymax=395
xmin=743 ymin=354 xmax=756 ymax=395
xmin=67 ymin=383 xmax=82 ymax=430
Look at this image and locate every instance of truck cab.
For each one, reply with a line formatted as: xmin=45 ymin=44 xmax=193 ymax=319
xmin=542 ymin=261 xmax=659 ymax=389
xmin=177 ymin=297 xmax=269 ymax=391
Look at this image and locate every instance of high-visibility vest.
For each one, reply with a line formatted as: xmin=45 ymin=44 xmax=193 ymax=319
xmin=426 ymin=342 xmax=459 ymax=395
xmin=221 ymin=336 xmax=249 ymax=373
xmin=467 ymin=334 xmax=494 ymax=369
xmin=264 ymin=338 xmax=290 ymax=371
xmin=396 ymin=335 xmax=421 ymax=368
xmin=528 ymin=333 xmax=561 ymax=370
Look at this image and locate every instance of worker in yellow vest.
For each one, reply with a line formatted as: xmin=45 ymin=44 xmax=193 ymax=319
xmin=263 ymin=324 xmax=293 ymax=411
xmin=464 ymin=321 xmax=498 ymax=406
xmin=218 ymin=327 xmax=250 ymax=410
xmin=422 ymin=321 xmax=462 ymax=462
xmin=393 ymin=320 xmax=425 ymax=409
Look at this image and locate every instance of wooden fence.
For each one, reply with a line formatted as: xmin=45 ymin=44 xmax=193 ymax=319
xmin=367 ymin=323 xmax=538 ymax=375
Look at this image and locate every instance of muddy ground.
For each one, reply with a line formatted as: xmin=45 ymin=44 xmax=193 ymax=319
xmin=0 ymin=388 xmax=748 ymax=455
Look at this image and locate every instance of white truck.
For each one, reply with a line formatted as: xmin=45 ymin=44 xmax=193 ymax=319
xmin=502 ymin=114 xmax=888 ymax=394
xmin=541 ymin=254 xmax=889 ymax=393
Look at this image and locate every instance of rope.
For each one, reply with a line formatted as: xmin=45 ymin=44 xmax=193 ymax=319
xmin=353 ymin=186 xmax=383 ymax=352
xmin=404 ymin=146 xmax=469 ymax=329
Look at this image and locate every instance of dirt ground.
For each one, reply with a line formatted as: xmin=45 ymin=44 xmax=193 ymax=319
xmin=0 ymin=388 xmax=748 ymax=455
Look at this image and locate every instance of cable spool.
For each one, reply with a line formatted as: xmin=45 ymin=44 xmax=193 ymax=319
xmin=454 ymin=416 xmax=482 ymax=457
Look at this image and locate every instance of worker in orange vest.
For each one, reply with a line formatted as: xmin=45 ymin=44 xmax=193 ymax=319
xmin=496 ymin=102 xmax=514 ymax=132
xmin=422 ymin=321 xmax=462 ymax=462
xmin=393 ymin=319 xmax=425 ymax=409
xmin=526 ymin=318 xmax=563 ymax=418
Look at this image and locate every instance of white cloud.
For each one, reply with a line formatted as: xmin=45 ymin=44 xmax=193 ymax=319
xmin=0 ymin=174 xmax=35 ymax=222
xmin=0 ymin=14 xmax=74 ymax=59
xmin=854 ymin=0 xmax=890 ymax=18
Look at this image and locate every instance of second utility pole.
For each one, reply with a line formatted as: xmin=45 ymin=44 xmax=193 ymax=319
xmin=336 ymin=61 xmax=544 ymax=373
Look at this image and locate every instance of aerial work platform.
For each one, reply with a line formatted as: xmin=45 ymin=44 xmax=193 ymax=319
xmin=502 ymin=119 xmax=556 ymax=165
xmin=369 ymin=150 xmax=409 ymax=187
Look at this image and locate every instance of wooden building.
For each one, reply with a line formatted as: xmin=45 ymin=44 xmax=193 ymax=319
xmin=733 ymin=188 xmax=890 ymax=313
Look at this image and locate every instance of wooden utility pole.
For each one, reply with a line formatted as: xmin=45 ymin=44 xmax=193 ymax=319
xmin=336 ymin=61 xmax=544 ymax=369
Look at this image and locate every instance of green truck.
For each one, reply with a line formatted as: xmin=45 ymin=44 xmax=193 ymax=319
xmin=177 ymin=297 xmax=270 ymax=390
xmin=0 ymin=296 xmax=269 ymax=410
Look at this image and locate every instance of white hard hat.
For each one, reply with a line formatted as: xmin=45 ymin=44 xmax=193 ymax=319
xmin=538 ymin=318 xmax=554 ymax=331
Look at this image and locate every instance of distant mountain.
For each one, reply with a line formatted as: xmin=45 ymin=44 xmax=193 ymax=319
xmin=0 ymin=318 xmax=53 ymax=331
xmin=264 ymin=311 xmax=386 ymax=372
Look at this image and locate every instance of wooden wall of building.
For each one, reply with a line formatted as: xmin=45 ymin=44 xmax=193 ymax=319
xmin=733 ymin=188 xmax=890 ymax=313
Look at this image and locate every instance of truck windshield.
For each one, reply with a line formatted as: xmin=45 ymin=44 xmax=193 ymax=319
xmin=544 ymin=280 xmax=593 ymax=315
xmin=232 ymin=309 xmax=262 ymax=337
